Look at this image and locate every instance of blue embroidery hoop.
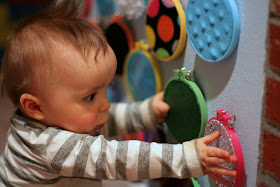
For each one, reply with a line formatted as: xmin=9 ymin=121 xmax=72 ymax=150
xmin=123 ymin=41 xmax=162 ymax=101
xmin=186 ymin=0 xmax=240 ymax=62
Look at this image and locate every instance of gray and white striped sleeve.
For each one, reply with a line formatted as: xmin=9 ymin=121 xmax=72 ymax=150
xmin=101 ymin=97 xmax=159 ymax=138
xmin=1 ymin=111 xmax=204 ymax=186
xmin=40 ymin=130 xmax=204 ymax=181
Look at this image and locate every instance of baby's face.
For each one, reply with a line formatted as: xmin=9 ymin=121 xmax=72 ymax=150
xmin=38 ymin=45 xmax=117 ymax=134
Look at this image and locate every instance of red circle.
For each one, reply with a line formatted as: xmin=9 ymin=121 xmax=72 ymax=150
xmin=147 ymin=0 xmax=160 ymax=18
xmin=157 ymin=15 xmax=174 ymax=42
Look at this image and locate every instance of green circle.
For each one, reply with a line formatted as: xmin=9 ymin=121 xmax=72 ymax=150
xmin=163 ymin=70 xmax=207 ymax=143
xmin=156 ymin=48 xmax=170 ymax=58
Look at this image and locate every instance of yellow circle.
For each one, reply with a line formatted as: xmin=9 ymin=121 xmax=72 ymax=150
xmin=145 ymin=25 xmax=156 ymax=49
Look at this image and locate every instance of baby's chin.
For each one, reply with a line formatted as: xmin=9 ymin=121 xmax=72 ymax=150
xmin=88 ymin=128 xmax=100 ymax=136
xmin=88 ymin=130 xmax=96 ymax=136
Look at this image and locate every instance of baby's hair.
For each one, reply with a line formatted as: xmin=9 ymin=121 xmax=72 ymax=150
xmin=0 ymin=0 xmax=108 ymax=105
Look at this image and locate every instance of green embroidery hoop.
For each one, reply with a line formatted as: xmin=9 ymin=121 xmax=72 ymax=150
xmin=191 ymin=177 xmax=201 ymax=187
xmin=163 ymin=68 xmax=208 ymax=143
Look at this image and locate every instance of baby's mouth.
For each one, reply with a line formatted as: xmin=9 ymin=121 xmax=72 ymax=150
xmin=95 ymin=118 xmax=109 ymax=131
xmin=95 ymin=124 xmax=104 ymax=130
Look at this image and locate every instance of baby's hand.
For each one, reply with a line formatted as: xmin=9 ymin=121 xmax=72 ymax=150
xmin=197 ymin=131 xmax=237 ymax=186
xmin=152 ymin=92 xmax=170 ymax=123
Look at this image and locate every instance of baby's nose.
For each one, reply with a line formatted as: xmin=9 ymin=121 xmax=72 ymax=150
xmin=98 ymin=98 xmax=111 ymax=112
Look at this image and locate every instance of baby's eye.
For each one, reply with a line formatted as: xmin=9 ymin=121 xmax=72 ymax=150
xmin=85 ymin=93 xmax=96 ymax=101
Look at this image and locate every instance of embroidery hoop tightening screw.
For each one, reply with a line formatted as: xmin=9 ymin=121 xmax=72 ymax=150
xmin=218 ymin=110 xmax=236 ymax=128
xmin=227 ymin=114 xmax=236 ymax=129
xmin=185 ymin=70 xmax=194 ymax=80
xmin=178 ymin=67 xmax=186 ymax=77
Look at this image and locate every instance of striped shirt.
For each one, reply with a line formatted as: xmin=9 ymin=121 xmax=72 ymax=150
xmin=0 ymin=98 xmax=204 ymax=186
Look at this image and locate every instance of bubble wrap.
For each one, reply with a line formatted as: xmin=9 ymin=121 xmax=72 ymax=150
xmin=204 ymin=119 xmax=236 ymax=187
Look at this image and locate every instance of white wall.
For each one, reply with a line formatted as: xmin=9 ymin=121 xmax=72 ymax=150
xmin=129 ymin=0 xmax=269 ymax=186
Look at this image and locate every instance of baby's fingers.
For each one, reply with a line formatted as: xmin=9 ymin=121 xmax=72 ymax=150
xmin=203 ymin=155 xmax=237 ymax=165
xmin=201 ymin=131 xmax=220 ymax=145
xmin=205 ymin=165 xmax=236 ymax=177
xmin=206 ymin=147 xmax=234 ymax=159
xmin=207 ymin=173 xmax=231 ymax=186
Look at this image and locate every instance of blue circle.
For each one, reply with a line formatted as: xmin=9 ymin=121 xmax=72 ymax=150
xmin=127 ymin=51 xmax=157 ymax=101
xmin=186 ymin=0 xmax=240 ymax=62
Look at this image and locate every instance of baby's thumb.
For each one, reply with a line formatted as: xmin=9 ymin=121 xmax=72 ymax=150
xmin=159 ymin=102 xmax=170 ymax=116
xmin=203 ymin=131 xmax=220 ymax=145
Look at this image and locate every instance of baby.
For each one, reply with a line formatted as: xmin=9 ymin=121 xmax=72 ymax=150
xmin=0 ymin=0 xmax=236 ymax=186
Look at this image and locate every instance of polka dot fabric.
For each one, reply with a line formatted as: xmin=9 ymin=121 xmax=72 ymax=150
xmin=186 ymin=0 xmax=240 ymax=62
xmin=145 ymin=0 xmax=186 ymax=61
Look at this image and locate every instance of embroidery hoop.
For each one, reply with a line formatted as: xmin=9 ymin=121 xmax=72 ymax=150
xmin=123 ymin=41 xmax=162 ymax=101
xmin=185 ymin=0 xmax=240 ymax=62
xmin=204 ymin=110 xmax=245 ymax=187
xmin=145 ymin=0 xmax=187 ymax=61
xmin=163 ymin=68 xmax=208 ymax=143
xmin=105 ymin=15 xmax=135 ymax=75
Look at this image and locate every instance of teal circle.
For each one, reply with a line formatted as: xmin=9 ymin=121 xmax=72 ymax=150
xmin=185 ymin=0 xmax=240 ymax=62
xmin=127 ymin=51 xmax=157 ymax=101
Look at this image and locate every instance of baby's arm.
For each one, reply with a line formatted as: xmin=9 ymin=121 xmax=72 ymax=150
xmin=37 ymin=129 xmax=235 ymax=183
xmin=101 ymin=92 xmax=169 ymax=138
xmin=41 ymin=132 xmax=204 ymax=180
xmin=197 ymin=131 xmax=237 ymax=185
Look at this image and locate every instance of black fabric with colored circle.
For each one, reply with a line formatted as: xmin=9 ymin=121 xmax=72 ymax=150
xmin=146 ymin=1 xmax=180 ymax=55
xmin=164 ymin=80 xmax=201 ymax=143
xmin=105 ymin=23 xmax=129 ymax=75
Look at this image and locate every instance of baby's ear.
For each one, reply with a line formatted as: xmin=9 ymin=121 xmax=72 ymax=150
xmin=19 ymin=93 xmax=44 ymax=121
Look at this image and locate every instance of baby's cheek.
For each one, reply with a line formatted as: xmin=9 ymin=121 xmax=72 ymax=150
xmin=78 ymin=112 xmax=98 ymax=127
